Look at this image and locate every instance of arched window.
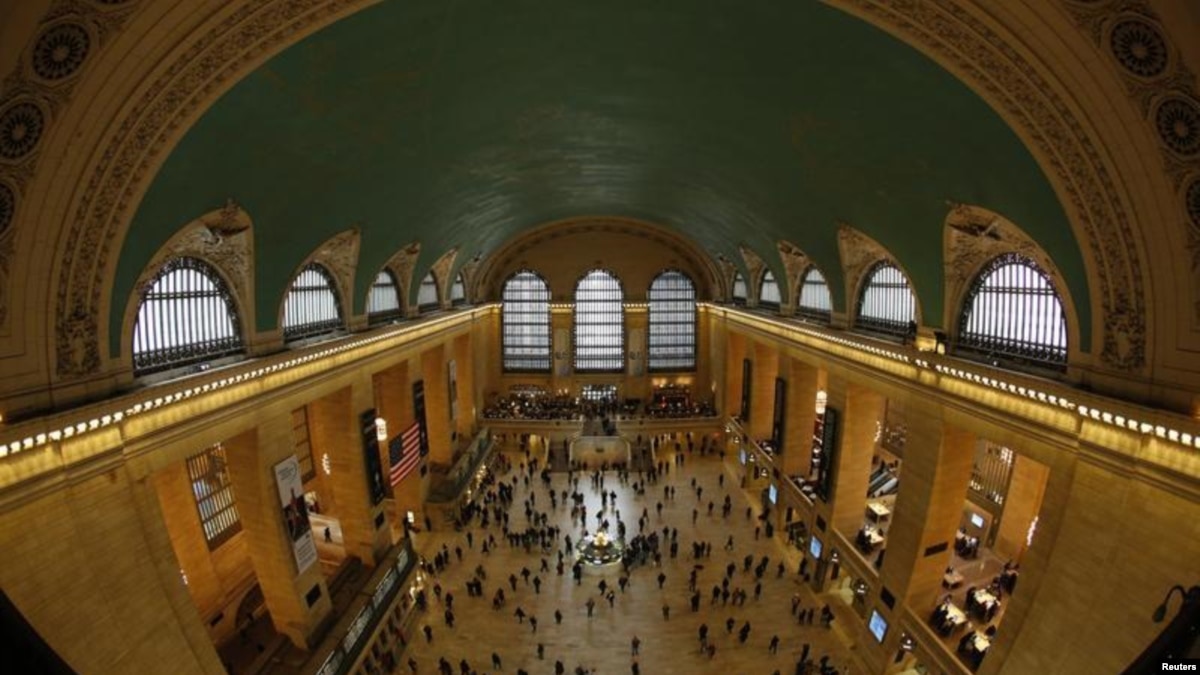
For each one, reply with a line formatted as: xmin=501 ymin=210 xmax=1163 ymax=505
xmin=451 ymin=273 xmax=466 ymax=306
xmin=502 ymin=270 xmax=551 ymax=372
xmin=759 ymin=270 xmax=781 ymax=308
xmin=367 ymin=269 xmax=402 ymax=324
xmin=574 ymin=269 xmax=624 ymax=372
xmin=186 ymin=443 xmax=241 ymax=549
xmin=283 ymin=263 xmax=344 ymax=342
xmin=417 ymin=272 xmax=439 ymax=310
xmin=855 ymin=262 xmax=916 ymax=338
xmin=133 ymin=257 xmax=243 ymax=375
xmin=732 ymin=272 xmax=748 ymax=304
xmin=797 ymin=266 xmax=832 ymax=321
xmin=648 ymin=270 xmax=696 ymax=371
xmin=958 ymin=254 xmax=1067 ymax=368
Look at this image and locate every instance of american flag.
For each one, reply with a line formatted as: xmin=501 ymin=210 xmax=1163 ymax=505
xmin=389 ymin=421 xmax=422 ymax=487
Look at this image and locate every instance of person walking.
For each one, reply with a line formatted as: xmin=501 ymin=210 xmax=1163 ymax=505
xmin=423 ymin=624 xmax=433 ymax=642
xmin=631 ymin=635 xmax=641 ymax=656
xmin=530 ymin=615 xmax=539 ymax=632
xmin=492 ymin=652 xmax=503 ymax=670
xmin=769 ymin=635 xmax=780 ymax=654
xmin=657 ymin=571 xmax=666 ymax=589
xmin=586 ymin=597 xmax=596 ymax=617
xmin=555 ymin=608 xmax=563 ymax=624
xmin=662 ymin=603 xmax=670 ymax=620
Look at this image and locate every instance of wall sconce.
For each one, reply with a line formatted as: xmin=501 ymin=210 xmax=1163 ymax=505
xmin=815 ymin=390 xmax=827 ymax=415
xmin=375 ymin=417 xmax=389 ymax=443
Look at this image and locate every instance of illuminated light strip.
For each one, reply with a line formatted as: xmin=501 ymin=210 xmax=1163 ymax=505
xmin=0 ymin=306 xmax=487 ymax=458
xmin=713 ymin=304 xmax=1199 ymax=452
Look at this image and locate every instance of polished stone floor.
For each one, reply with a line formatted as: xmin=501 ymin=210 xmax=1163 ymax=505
xmin=404 ymin=437 xmax=866 ymax=675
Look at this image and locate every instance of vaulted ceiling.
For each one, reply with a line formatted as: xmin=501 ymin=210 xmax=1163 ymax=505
xmin=114 ymin=0 xmax=1089 ymax=338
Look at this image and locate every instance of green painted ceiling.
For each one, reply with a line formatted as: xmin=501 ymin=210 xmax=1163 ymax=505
xmin=114 ymin=0 xmax=1091 ymax=355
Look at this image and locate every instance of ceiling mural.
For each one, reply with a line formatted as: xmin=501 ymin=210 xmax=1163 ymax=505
xmin=112 ymin=0 xmax=1091 ymax=350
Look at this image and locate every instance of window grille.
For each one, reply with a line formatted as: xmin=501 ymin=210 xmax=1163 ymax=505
xmin=132 ymin=257 xmax=244 ymax=375
xmin=854 ymin=262 xmax=916 ymax=338
xmin=417 ymin=272 xmax=439 ymax=310
xmin=648 ymin=269 xmax=696 ymax=371
xmin=732 ymin=272 xmax=747 ymax=304
xmin=451 ymin=273 xmax=466 ymax=305
xmin=502 ymin=270 xmax=552 ymax=372
xmin=574 ymin=269 xmax=625 ymax=372
xmin=282 ymin=263 xmax=344 ymax=342
xmin=759 ymin=270 xmax=781 ymax=308
xmin=185 ymin=443 xmax=241 ymax=549
xmin=797 ymin=267 xmax=832 ymax=321
xmin=958 ymin=254 xmax=1067 ymax=368
xmin=367 ymin=269 xmax=402 ymax=324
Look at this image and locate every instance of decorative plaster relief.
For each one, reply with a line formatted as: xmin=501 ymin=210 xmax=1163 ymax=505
xmin=777 ymin=240 xmax=812 ymax=308
xmin=429 ymin=247 xmax=459 ymax=307
xmin=715 ymin=254 xmax=737 ymax=303
xmin=837 ymin=0 xmax=1148 ymax=369
xmin=382 ymin=242 xmax=420 ymax=312
xmin=310 ymin=228 xmax=360 ymax=315
xmin=737 ymin=244 xmax=766 ymax=306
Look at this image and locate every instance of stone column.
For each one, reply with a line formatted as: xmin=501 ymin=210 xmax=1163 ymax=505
xmin=876 ymin=399 xmax=975 ymax=607
xmin=748 ymin=341 xmax=779 ymax=440
xmin=452 ymin=333 xmax=477 ymax=441
xmin=824 ymin=376 xmax=884 ymax=538
xmin=224 ymin=422 xmax=331 ymax=649
xmin=724 ymin=331 xmax=748 ymax=421
xmin=421 ymin=344 xmax=453 ymax=464
xmin=780 ymin=359 xmax=820 ymax=477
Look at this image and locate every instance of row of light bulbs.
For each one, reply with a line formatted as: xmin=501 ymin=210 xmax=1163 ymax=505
xmin=710 ymin=304 xmax=1200 ymax=452
xmin=0 ymin=311 xmax=473 ymax=459
xmin=3 ymin=303 xmax=1198 ymax=458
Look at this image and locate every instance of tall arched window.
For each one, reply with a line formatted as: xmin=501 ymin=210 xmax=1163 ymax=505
xmin=648 ymin=270 xmax=696 ymax=371
xmin=502 ymin=270 xmax=551 ymax=372
xmin=759 ymin=270 xmax=781 ymax=308
xmin=797 ymin=266 xmax=832 ymax=321
xmin=855 ymin=262 xmax=916 ymax=338
xmin=958 ymin=253 xmax=1067 ymax=368
xmin=417 ymin=272 xmax=439 ymax=310
xmin=574 ymin=269 xmax=624 ymax=372
xmin=283 ymin=263 xmax=344 ymax=342
xmin=451 ymin=273 xmax=467 ymax=305
xmin=133 ymin=257 xmax=244 ymax=375
xmin=732 ymin=272 xmax=748 ymax=304
xmin=367 ymin=269 xmax=402 ymax=324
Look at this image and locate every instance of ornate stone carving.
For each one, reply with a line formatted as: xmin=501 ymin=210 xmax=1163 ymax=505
xmin=54 ymin=0 xmax=368 ymax=378
xmin=837 ymin=224 xmax=897 ymax=307
xmin=311 ymin=229 xmax=360 ymax=312
xmin=457 ymin=252 xmax=483 ymax=302
xmin=0 ymin=102 xmax=45 ymax=161
xmin=1108 ymin=18 xmax=1168 ymax=80
xmin=943 ymin=204 xmax=1065 ymax=328
xmin=1187 ymin=177 xmax=1200 ymax=230
xmin=836 ymin=0 xmax=1148 ymax=369
xmin=1154 ymin=96 xmax=1200 ymax=157
xmin=429 ymin=247 xmax=459 ymax=307
xmin=716 ymin=254 xmax=737 ymax=302
xmin=383 ymin=242 xmax=420 ymax=309
xmin=0 ymin=181 xmax=13 ymax=236
xmin=777 ymin=240 xmax=812 ymax=306
xmin=737 ymin=244 xmax=767 ymax=302
xmin=32 ymin=22 xmax=92 ymax=82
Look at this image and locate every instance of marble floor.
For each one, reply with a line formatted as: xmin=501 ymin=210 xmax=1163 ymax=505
xmin=403 ymin=439 xmax=866 ymax=675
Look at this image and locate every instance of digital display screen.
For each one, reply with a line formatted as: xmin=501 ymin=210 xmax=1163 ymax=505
xmin=970 ymin=513 xmax=985 ymax=529
xmin=768 ymin=484 xmax=778 ymax=504
xmin=869 ymin=609 xmax=888 ymax=643
xmin=809 ymin=535 xmax=823 ymax=559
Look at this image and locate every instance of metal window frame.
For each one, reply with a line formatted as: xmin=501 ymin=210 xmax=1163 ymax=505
xmin=132 ymin=256 xmax=244 ymax=376
xmin=647 ymin=269 xmax=697 ymax=372
xmin=185 ymin=443 xmax=242 ymax=550
xmin=957 ymin=253 xmax=1068 ymax=369
xmin=797 ymin=266 xmax=833 ymax=322
xmin=502 ymin=269 xmax=552 ymax=373
xmin=759 ymin=270 xmax=781 ymax=308
xmin=854 ymin=261 xmax=916 ymax=338
xmin=367 ymin=268 xmax=403 ymax=325
xmin=450 ymin=273 xmax=467 ymax=306
xmin=417 ymin=272 xmax=439 ymax=310
xmin=573 ymin=269 xmax=625 ymax=373
xmin=282 ymin=262 xmax=345 ymax=342
xmin=732 ymin=272 xmax=748 ymax=304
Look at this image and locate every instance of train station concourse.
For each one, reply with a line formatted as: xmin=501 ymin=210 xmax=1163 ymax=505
xmin=0 ymin=1 xmax=1199 ymax=674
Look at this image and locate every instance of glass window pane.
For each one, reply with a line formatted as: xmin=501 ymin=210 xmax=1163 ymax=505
xmin=958 ymin=254 xmax=1067 ymax=368
xmin=133 ymin=257 xmax=244 ymax=375
xmin=759 ymin=271 xmax=781 ymax=307
xmin=367 ymin=270 xmax=402 ymax=324
xmin=574 ymin=270 xmax=624 ymax=372
xmin=854 ymin=262 xmax=916 ymax=338
xmin=648 ymin=270 xmax=696 ymax=371
xmin=418 ymin=273 xmax=439 ymax=309
xmin=502 ymin=271 xmax=552 ymax=372
xmin=798 ymin=267 xmax=832 ymax=321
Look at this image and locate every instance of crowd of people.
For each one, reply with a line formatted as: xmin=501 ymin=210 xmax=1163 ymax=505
xmin=395 ymin=429 xmax=856 ymax=674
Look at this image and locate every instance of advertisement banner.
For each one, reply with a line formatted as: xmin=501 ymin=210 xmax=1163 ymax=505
xmin=274 ymin=455 xmax=318 ymax=574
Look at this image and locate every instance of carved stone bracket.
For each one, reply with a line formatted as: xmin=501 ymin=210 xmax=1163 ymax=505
xmin=309 ymin=228 xmax=360 ymax=316
xmin=382 ymin=242 xmax=421 ymax=313
xmin=837 ymin=223 xmax=908 ymax=320
xmin=457 ymin=253 xmax=482 ymax=303
xmin=737 ymin=244 xmax=767 ymax=307
xmin=777 ymin=240 xmax=812 ymax=309
xmin=429 ymin=247 xmax=459 ymax=308
xmin=715 ymin=254 xmax=737 ymax=303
